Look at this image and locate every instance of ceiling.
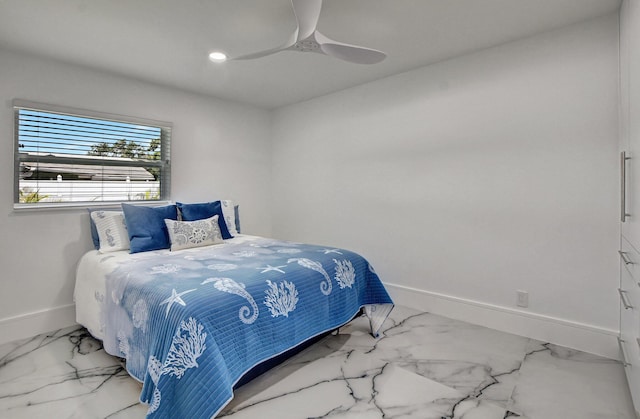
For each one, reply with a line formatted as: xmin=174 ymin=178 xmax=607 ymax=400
xmin=0 ymin=0 xmax=621 ymax=109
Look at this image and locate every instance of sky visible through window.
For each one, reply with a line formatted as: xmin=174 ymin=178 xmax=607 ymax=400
xmin=18 ymin=109 xmax=161 ymax=157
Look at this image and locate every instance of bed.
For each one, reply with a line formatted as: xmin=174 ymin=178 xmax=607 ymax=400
xmin=74 ymin=202 xmax=393 ymax=418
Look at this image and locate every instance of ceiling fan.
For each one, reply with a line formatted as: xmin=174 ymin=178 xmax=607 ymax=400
xmin=232 ymin=0 xmax=386 ymax=65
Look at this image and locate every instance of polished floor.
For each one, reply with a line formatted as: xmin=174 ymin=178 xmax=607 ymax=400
xmin=0 ymin=305 xmax=635 ymax=418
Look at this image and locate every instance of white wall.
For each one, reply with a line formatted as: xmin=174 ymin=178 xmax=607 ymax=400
xmin=0 ymin=48 xmax=272 ymax=343
xmin=271 ymin=15 xmax=620 ymax=357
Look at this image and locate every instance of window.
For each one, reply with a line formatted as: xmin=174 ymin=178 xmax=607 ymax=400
xmin=14 ymin=100 xmax=171 ymax=208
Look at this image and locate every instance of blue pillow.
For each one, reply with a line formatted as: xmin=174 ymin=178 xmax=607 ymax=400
xmin=234 ymin=205 xmax=240 ymax=234
xmin=121 ymin=203 xmax=178 ymax=253
xmin=89 ymin=210 xmax=100 ymax=249
xmin=176 ymin=201 xmax=233 ymax=239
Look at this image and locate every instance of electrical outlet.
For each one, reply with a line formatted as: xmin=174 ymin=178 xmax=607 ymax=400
xmin=516 ymin=290 xmax=529 ymax=308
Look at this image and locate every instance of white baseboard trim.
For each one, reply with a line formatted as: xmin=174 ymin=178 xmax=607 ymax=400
xmin=384 ymin=282 xmax=620 ymax=360
xmin=0 ymin=304 xmax=77 ymax=346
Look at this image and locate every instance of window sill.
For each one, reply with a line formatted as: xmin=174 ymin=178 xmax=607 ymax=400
xmin=13 ymin=200 xmax=173 ymax=212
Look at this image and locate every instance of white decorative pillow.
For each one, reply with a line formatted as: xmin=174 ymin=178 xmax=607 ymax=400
xmin=90 ymin=211 xmax=130 ymax=252
xmin=164 ymin=214 xmax=224 ymax=251
xmin=220 ymin=199 xmax=238 ymax=236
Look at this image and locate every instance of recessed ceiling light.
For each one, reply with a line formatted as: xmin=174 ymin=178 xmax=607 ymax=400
xmin=208 ymin=51 xmax=227 ymax=63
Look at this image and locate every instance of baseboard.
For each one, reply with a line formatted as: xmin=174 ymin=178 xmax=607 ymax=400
xmin=384 ymin=282 xmax=620 ymax=360
xmin=0 ymin=304 xmax=77 ymax=346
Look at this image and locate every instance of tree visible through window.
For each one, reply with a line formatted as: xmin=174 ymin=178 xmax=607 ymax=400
xmin=14 ymin=100 xmax=171 ymax=206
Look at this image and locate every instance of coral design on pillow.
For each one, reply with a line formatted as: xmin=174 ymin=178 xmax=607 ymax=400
xmin=164 ymin=215 xmax=223 ymax=251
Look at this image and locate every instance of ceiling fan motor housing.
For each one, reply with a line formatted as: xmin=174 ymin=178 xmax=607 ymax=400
xmin=293 ymin=39 xmax=321 ymax=52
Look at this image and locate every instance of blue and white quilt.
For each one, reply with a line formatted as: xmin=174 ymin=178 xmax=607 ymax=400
xmin=100 ymin=236 xmax=393 ymax=418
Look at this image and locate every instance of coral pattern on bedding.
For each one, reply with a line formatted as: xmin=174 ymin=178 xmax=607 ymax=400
xmin=101 ymin=236 xmax=393 ymax=419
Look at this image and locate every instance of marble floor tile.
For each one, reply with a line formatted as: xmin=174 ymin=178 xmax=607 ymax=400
xmin=507 ymin=341 xmax=636 ymax=419
xmin=335 ymin=306 xmax=531 ymax=408
xmin=220 ymin=336 xmax=507 ymax=419
xmin=0 ymin=305 xmax=634 ymax=419
xmin=0 ymin=327 xmax=146 ymax=419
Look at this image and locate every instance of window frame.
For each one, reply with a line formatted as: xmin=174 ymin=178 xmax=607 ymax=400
xmin=13 ymin=99 xmax=172 ymax=210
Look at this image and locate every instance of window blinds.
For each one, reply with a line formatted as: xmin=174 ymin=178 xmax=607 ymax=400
xmin=14 ymin=100 xmax=171 ymax=206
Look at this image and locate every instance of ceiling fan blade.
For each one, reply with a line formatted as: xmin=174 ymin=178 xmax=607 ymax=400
xmin=315 ymin=31 xmax=386 ymax=65
xmin=291 ymin=0 xmax=322 ymax=41
xmin=233 ymin=47 xmax=286 ymax=60
xmin=233 ymin=30 xmax=298 ymax=60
